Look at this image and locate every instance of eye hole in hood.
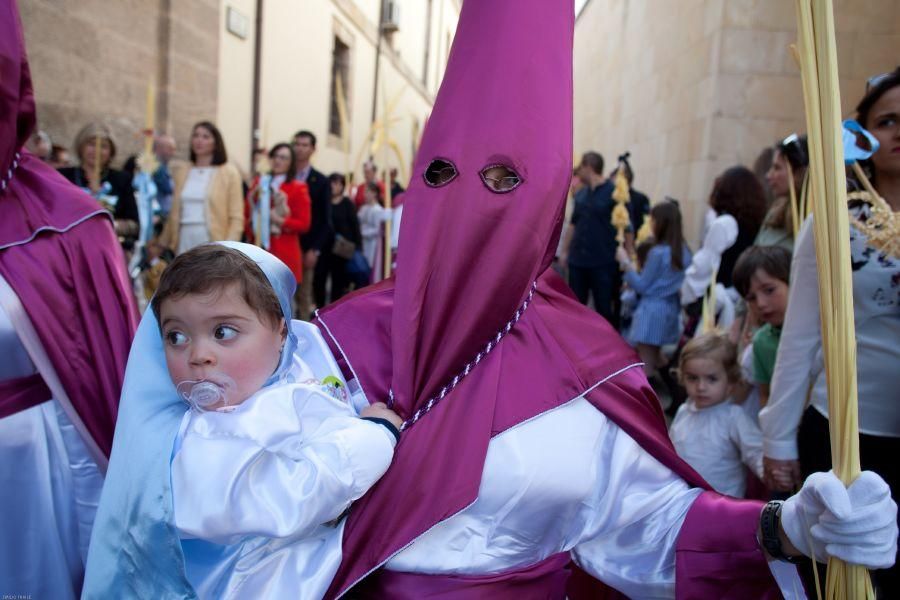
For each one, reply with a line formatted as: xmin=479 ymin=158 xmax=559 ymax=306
xmin=480 ymin=164 xmax=522 ymax=193
xmin=424 ymin=158 xmax=459 ymax=187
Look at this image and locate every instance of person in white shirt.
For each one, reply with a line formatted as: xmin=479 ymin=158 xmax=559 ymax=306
xmin=669 ymin=332 xmax=783 ymax=498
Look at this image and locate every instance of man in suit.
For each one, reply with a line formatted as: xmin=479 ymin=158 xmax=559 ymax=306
xmin=292 ymin=130 xmax=332 ymax=319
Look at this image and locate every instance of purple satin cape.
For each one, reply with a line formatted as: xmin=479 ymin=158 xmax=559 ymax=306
xmin=0 ymin=372 xmax=51 ymax=419
xmin=353 ymin=553 xmax=571 ymax=599
xmin=0 ymin=0 xmax=138 ymax=463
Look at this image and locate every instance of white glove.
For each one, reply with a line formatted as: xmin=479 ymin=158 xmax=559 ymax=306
xmin=782 ymin=471 xmax=897 ymax=569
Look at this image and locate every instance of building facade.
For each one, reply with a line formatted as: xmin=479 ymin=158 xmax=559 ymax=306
xmin=21 ymin=0 xmax=460 ymax=182
xmin=573 ymin=0 xmax=900 ymax=240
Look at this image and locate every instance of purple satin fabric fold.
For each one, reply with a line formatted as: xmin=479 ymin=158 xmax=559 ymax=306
xmin=0 ymin=372 xmax=51 ymax=419
xmin=353 ymin=553 xmax=571 ymax=600
xmin=0 ymin=211 xmax=139 ymax=459
xmin=676 ymin=492 xmax=781 ymax=600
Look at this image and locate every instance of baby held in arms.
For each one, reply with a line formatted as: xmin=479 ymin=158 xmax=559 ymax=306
xmin=153 ymin=243 xmax=401 ymax=598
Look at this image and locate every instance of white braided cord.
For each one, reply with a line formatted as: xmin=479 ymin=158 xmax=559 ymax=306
xmin=395 ymin=280 xmax=538 ymax=432
xmin=0 ymin=152 xmax=21 ymax=193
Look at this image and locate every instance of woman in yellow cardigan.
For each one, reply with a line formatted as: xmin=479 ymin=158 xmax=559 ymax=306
xmin=157 ymin=121 xmax=244 ymax=255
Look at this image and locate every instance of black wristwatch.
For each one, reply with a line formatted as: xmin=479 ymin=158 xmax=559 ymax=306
xmin=760 ymin=500 xmax=802 ymax=563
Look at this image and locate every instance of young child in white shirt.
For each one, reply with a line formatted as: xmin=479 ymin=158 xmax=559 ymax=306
xmin=153 ymin=243 xmax=402 ymax=598
xmin=669 ymin=332 xmax=788 ymax=498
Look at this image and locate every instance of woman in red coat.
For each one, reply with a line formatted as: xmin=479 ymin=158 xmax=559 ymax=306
xmin=246 ymin=143 xmax=311 ymax=287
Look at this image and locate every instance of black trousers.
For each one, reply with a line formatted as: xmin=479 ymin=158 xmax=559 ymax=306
xmin=797 ymin=406 xmax=898 ymax=597
xmin=313 ymin=248 xmax=334 ymax=308
xmin=314 ymin=250 xmax=350 ymax=308
xmin=568 ymin=264 xmax=616 ymax=325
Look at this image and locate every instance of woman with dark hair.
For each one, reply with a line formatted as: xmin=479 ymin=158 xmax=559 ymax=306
xmin=156 ymin=121 xmax=244 ymax=255
xmin=682 ymin=166 xmax=767 ymax=309
xmin=761 ymin=67 xmax=900 ymax=595
xmin=319 ymin=172 xmax=362 ymax=303
xmin=758 ymin=134 xmax=809 ymax=250
xmin=59 ymin=122 xmax=139 ymax=254
xmin=246 ymin=143 xmax=311 ymax=287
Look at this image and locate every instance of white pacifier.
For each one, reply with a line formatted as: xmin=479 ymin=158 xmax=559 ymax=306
xmin=176 ymin=376 xmax=237 ymax=412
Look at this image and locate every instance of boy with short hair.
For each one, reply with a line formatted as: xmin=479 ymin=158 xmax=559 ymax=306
xmin=732 ymin=245 xmax=792 ymax=408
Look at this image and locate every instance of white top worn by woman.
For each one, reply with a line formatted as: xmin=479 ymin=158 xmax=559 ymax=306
xmin=681 ymin=213 xmax=738 ymax=305
xmin=669 ymin=400 xmax=765 ymax=498
xmin=171 ymin=343 xmax=397 ymax=599
xmin=760 ymin=212 xmax=900 ymax=461
xmin=177 ymin=166 xmax=216 ymax=254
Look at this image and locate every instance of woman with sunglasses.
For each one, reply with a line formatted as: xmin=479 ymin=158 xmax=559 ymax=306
xmin=761 ymin=66 xmax=900 ymax=595
xmin=759 ymin=134 xmax=809 ymax=251
xmin=245 ymin=143 xmax=312 ymax=291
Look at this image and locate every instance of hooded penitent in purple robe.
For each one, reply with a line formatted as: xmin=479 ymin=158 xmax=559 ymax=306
xmin=0 ymin=0 xmax=138 ymax=468
xmin=315 ymin=1 xmax=785 ymax=598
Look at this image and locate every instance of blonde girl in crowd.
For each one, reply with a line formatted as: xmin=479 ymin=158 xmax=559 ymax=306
xmin=669 ymin=333 xmax=781 ymax=498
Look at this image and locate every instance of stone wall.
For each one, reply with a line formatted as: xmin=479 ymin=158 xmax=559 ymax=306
xmin=20 ymin=0 xmax=459 ymax=181
xmin=574 ymin=0 xmax=900 ymax=241
xmin=21 ymin=0 xmax=218 ymax=167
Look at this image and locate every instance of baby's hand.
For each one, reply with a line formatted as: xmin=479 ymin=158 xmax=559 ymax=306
xmin=361 ymin=402 xmax=403 ymax=430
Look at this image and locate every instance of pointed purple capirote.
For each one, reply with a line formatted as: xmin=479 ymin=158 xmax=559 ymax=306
xmin=388 ymin=0 xmax=572 ymax=419
xmin=316 ymin=0 xmax=786 ymax=597
xmin=0 ymin=0 xmax=138 ymax=466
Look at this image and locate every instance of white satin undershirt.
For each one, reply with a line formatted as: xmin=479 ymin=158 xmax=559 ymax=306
xmin=0 ymin=304 xmax=104 ymax=599
xmin=171 ymin=324 xmax=396 ymax=599
xmin=347 ymin=370 xmax=803 ymax=598
xmin=377 ymin=395 xmax=700 ymax=598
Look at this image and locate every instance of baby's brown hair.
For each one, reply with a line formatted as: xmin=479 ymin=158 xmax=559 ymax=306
xmin=152 ymin=245 xmax=283 ymax=330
